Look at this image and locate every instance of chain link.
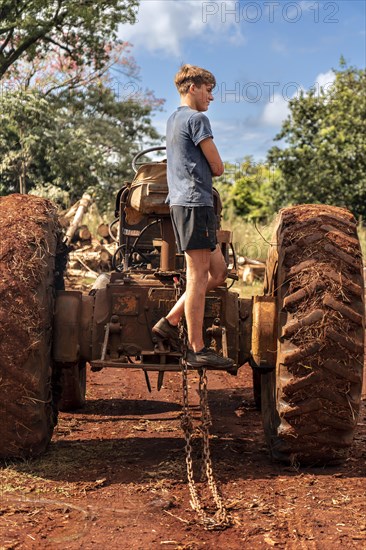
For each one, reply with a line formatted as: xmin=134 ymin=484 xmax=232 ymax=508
xmin=174 ymin=277 xmax=232 ymax=530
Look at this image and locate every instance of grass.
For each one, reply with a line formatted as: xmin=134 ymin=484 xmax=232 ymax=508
xmin=223 ymin=217 xmax=276 ymax=264
xmin=0 ymin=463 xmax=77 ymax=498
xmin=232 ymin=279 xmax=263 ymax=299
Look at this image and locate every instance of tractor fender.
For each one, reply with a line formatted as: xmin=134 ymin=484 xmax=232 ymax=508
xmin=53 ymin=291 xmax=94 ymax=363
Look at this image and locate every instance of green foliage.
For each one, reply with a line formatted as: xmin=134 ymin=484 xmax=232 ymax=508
xmin=0 ymin=1 xmax=163 ymax=211
xmin=0 ymin=85 xmax=161 ymax=208
xmin=28 ymin=183 xmax=71 ymax=208
xmin=0 ymin=90 xmax=56 ymax=195
xmin=215 ymin=157 xmax=280 ymax=222
xmin=0 ymin=0 xmax=138 ymax=78
xmin=268 ymin=64 xmax=366 ymax=218
xmin=52 ymin=84 xmax=161 ymax=209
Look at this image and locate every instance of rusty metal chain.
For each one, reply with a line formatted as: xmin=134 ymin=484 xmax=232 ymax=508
xmin=174 ymin=277 xmax=232 ymax=530
xmin=198 ymin=369 xmax=230 ymax=525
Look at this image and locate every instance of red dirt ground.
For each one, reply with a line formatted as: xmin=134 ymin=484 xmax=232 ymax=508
xmin=0 ymin=363 xmax=365 ymax=549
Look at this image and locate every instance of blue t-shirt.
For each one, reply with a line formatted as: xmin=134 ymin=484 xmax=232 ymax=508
xmin=166 ymin=106 xmax=213 ymax=207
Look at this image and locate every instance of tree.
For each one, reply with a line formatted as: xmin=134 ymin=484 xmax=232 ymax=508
xmin=0 ymin=4 xmax=164 ymax=210
xmin=0 ymin=0 xmax=138 ymax=79
xmin=215 ymin=157 xmax=279 ymax=222
xmin=47 ymin=83 xmax=161 ymax=208
xmin=0 ymin=40 xmax=164 ymax=207
xmin=0 ymin=84 xmax=162 ymax=207
xmin=268 ymin=63 xmax=366 ymax=219
xmin=0 ymin=90 xmax=56 ymax=195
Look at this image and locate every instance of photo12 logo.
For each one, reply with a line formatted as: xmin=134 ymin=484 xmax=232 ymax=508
xmin=214 ymin=79 xmax=334 ymax=103
xmin=216 ymin=81 xmax=302 ymax=103
xmin=202 ymin=2 xmax=340 ymax=24
xmin=109 ymin=80 xmax=141 ymax=102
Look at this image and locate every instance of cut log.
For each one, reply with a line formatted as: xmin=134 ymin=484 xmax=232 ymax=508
xmin=67 ymin=268 xmax=98 ymax=279
xmin=97 ymin=222 xmax=117 ymax=243
xmin=65 ymin=193 xmax=93 ymax=245
xmin=73 ymin=225 xmax=91 ymax=243
xmin=68 ymin=246 xmax=113 ymax=272
xmin=97 ymin=223 xmax=110 ymax=238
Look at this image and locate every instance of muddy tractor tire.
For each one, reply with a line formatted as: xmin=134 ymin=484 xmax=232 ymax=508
xmin=0 ymin=194 xmax=63 ymax=458
xmin=261 ymin=204 xmax=364 ymax=465
xmin=58 ymin=361 xmax=87 ymax=411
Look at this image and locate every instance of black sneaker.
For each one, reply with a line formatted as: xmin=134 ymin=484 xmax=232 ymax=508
xmin=152 ymin=317 xmax=180 ymax=351
xmin=186 ymin=347 xmax=234 ymax=370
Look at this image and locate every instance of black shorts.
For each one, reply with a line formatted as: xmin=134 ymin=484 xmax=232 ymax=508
xmin=170 ymin=205 xmax=217 ymax=253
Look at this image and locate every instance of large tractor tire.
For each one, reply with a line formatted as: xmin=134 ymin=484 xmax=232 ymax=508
xmin=261 ymin=204 xmax=364 ymax=465
xmin=0 ymin=194 xmax=64 ymax=458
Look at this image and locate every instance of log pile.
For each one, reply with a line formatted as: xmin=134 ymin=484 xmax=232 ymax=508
xmin=67 ymin=242 xmax=116 ymax=278
xmin=59 ymin=194 xmax=118 ymax=289
xmin=61 ymin=193 xmax=93 ymax=245
xmin=96 ymin=222 xmax=117 ymax=243
xmin=237 ymin=256 xmax=266 ymax=284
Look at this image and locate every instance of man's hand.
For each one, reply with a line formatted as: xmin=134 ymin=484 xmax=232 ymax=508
xmin=199 ymin=138 xmax=224 ymax=176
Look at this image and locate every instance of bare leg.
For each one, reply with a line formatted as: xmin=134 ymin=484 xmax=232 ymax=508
xmin=166 ymin=245 xmax=227 ymax=325
xmin=166 ymin=245 xmax=228 ymax=350
xmin=184 ymin=248 xmax=210 ymax=351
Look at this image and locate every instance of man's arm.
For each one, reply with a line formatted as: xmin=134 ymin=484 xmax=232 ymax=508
xmin=199 ymin=137 xmax=224 ymax=177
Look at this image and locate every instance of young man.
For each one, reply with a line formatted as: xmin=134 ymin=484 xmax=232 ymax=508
xmin=153 ymin=64 xmax=234 ymax=369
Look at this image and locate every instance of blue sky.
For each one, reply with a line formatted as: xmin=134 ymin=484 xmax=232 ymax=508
xmin=117 ymin=0 xmax=366 ymax=162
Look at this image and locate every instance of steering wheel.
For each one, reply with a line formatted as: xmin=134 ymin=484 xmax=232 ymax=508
xmin=132 ymin=146 xmax=166 ymax=173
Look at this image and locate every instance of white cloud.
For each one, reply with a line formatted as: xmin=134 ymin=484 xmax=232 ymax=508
xmin=313 ymin=70 xmax=336 ymax=95
xmin=119 ymin=1 xmax=244 ymax=56
xmin=207 ymin=118 xmax=271 ymax=161
xmin=260 ymin=70 xmax=335 ymax=127
xmin=261 ymin=93 xmax=290 ymax=127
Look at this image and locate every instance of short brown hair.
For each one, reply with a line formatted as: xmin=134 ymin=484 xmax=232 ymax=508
xmin=174 ymin=64 xmax=216 ymax=94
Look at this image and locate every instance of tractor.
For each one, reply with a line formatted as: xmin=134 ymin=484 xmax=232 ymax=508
xmin=0 ymin=146 xmax=364 ymax=465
